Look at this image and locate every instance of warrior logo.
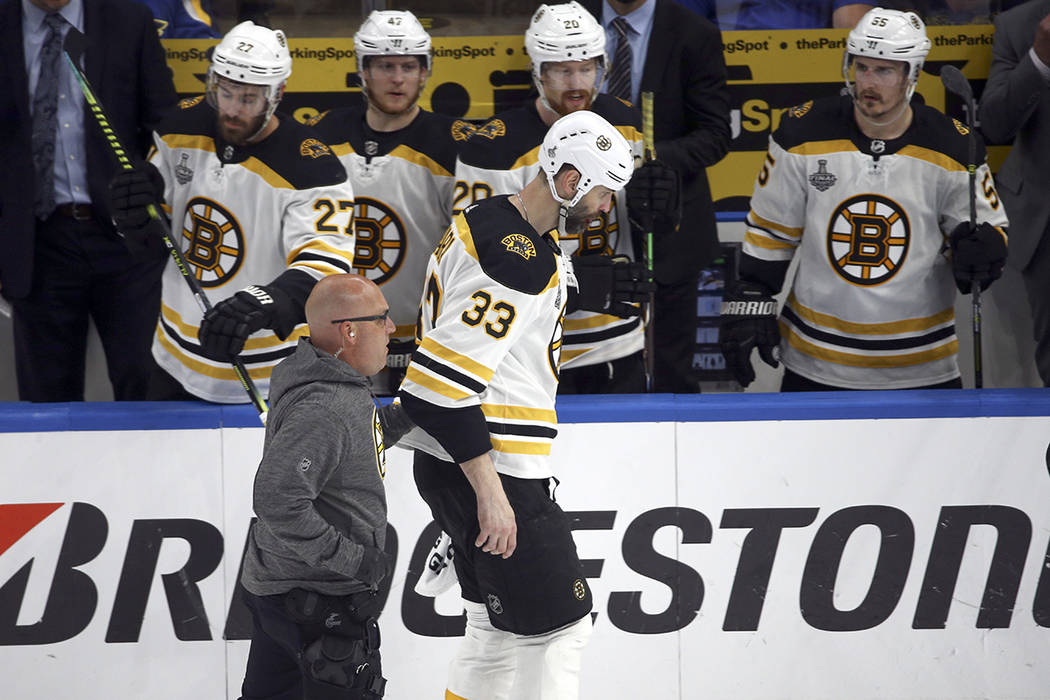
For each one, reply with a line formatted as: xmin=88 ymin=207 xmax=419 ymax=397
xmin=487 ymin=593 xmax=504 ymax=615
xmin=475 ymin=119 xmax=507 ymax=140
xmin=174 ymin=153 xmax=194 ymax=185
xmin=808 ymin=160 xmax=837 ymax=192
xmin=299 ymin=138 xmax=331 ymax=159
xmin=501 ymin=233 xmax=536 ymax=260
xmin=596 ymin=134 xmax=612 ymax=151
xmin=181 ymin=197 xmax=245 ymax=288
xmin=826 ymin=194 xmax=910 ymax=286
xmin=353 ymin=197 xmax=407 ymax=286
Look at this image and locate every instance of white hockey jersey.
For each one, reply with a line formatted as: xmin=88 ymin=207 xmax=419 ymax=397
xmin=308 ymin=107 xmax=469 ymax=342
xmin=744 ymin=95 xmax=1008 ymax=389
xmin=454 ymin=96 xmax=644 ymax=368
xmin=149 ymin=98 xmax=356 ymax=403
xmin=398 ymin=195 xmax=568 ymax=480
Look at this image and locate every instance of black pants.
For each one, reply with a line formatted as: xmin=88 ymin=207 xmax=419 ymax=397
xmin=780 ymin=368 xmax=964 ymax=392
xmin=11 ymin=212 xmax=164 ymax=401
xmin=1022 ymin=221 xmax=1050 ymax=386
xmin=558 ymin=350 xmax=646 ymax=394
xmin=653 ymin=272 xmax=700 ymax=393
xmin=239 ymin=587 xmax=384 ymax=700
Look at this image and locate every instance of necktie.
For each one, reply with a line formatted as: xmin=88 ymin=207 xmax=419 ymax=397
xmin=32 ymin=13 xmax=66 ymax=220
xmin=607 ymin=17 xmax=632 ymax=102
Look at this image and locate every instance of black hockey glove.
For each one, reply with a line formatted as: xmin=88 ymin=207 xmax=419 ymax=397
xmin=198 ymin=284 xmax=299 ymax=361
xmin=382 ymin=338 xmax=418 ymax=395
xmin=949 ymin=222 xmax=1006 ymax=294
xmin=569 ymin=254 xmax=654 ymax=318
xmin=719 ymin=280 xmax=780 ymax=388
xmin=355 ymin=546 xmax=393 ymax=587
xmin=107 ymin=163 xmax=166 ymax=254
xmin=625 ymin=160 xmax=681 ymax=236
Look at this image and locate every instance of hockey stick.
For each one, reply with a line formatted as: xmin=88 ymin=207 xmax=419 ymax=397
xmin=940 ymin=65 xmax=982 ymax=389
xmin=640 ymin=91 xmax=657 ymax=393
xmin=62 ymin=28 xmax=270 ymax=420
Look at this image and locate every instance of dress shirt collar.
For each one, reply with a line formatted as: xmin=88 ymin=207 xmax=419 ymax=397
xmin=22 ymin=0 xmax=84 ymax=34
xmin=599 ymin=0 xmax=656 ymax=37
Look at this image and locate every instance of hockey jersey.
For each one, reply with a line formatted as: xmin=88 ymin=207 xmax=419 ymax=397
xmin=454 ymin=96 xmax=644 ymax=368
xmin=307 ymin=107 xmax=468 ymax=343
xmin=398 ymin=195 xmax=568 ymax=480
xmin=149 ymin=98 xmax=356 ymax=403
xmin=743 ymin=95 xmax=1008 ymax=389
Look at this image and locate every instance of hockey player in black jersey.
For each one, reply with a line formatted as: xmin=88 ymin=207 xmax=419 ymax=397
xmin=108 ymin=21 xmax=355 ymax=402
xmin=400 ymin=110 xmax=649 ymax=700
xmin=720 ymin=8 xmax=1009 ymax=391
xmin=455 ymin=1 xmax=679 ymax=394
xmin=309 ymin=10 xmax=474 ymax=395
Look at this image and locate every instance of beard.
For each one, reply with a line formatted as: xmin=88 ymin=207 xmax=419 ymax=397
xmin=364 ymin=82 xmax=423 ymax=117
xmin=218 ymin=112 xmax=266 ymax=146
xmin=547 ymin=88 xmax=594 ymax=117
xmin=563 ymin=200 xmax=600 ymax=236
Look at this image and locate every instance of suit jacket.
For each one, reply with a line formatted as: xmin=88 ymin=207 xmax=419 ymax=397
xmin=582 ymin=0 xmax=731 ymax=283
xmin=0 ymin=0 xmax=176 ymax=299
xmin=978 ymin=0 xmax=1050 ymax=271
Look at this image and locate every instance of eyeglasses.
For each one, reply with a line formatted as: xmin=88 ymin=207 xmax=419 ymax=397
xmin=330 ymin=309 xmax=390 ymax=324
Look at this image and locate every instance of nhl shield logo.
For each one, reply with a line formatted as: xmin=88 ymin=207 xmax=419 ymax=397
xmin=487 ymin=594 xmax=504 ymax=615
xmin=808 ymin=160 xmax=837 ymax=192
xmin=595 ymin=134 xmax=612 ymax=151
xmin=502 ymin=233 xmax=536 ymax=260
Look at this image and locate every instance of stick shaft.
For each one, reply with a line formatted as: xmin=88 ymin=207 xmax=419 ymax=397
xmin=641 ymin=91 xmax=657 ymax=393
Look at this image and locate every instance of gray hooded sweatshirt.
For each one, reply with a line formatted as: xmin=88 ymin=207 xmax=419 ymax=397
xmin=241 ymin=338 xmax=413 ymax=596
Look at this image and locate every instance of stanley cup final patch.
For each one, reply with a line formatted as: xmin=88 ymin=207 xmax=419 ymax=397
xmin=808 ymin=160 xmax=837 ymax=192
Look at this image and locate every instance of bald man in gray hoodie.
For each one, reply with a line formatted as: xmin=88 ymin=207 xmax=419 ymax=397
xmin=237 ymin=273 xmax=413 ymax=700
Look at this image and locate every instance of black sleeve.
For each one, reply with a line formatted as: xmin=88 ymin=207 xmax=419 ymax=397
xmin=267 ymin=268 xmax=317 ymax=316
xmin=398 ymin=392 xmax=492 ymax=464
xmin=738 ymin=253 xmax=790 ymax=295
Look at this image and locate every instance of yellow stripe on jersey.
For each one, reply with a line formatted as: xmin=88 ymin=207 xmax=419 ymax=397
xmin=455 ymin=216 xmax=482 ymax=264
xmin=745 ymin=231 xmax=797 ymax=251
xmin=419 ymin=337 xmax=495 ymax=382
xmin=481 ymin=403 xmax=558 ymax=424
xmin=787 ymin=139 xmax=857 ymax=156
xmin=781 ymin=322 xmax=959 ymax=368
xmin=787 ymin=293 xmax=954 ymax=335
xmin=286 ymin=238 xmax=355 ymax=267
xmin=509 ymin=146 xmax=540 ymax=171
xmin=161 ymin=133 xmax=214 ymax=153
xmin=403 ymin=364 xmax=472 ymax=400
xmin=564 ymin=312 xmax=630 ymax=331
xmin=490 ymin=437 xmax=552 ymax=456
xmin=446 ymin=691 xmax=467 ymax=700
xmin=616 ymin=124 xmax=643 ymax=145
xmin=156 ymin=327 xmax=277 ymax=380
xmin=559 ymin=347 xmax=588 ymax=362
xmin=160 ymin=303 xmax=308 ymax=349
xmin=897 ymin=145 xmax=966 ymax=172
xmin=159 ymin=133 xmax=296 ymax=189
xmin=748 ymin=211 xmax=804 ymax=239
xmin=388 ymin=144 xmax=454 ymax=177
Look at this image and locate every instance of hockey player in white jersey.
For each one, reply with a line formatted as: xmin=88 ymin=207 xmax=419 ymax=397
xmin=454 ymin=1 xmax=679 ymax=393
xmin=720 ymin=8 xmax=1009 ymax=391
xmin=309 ymin=10 xmax=474 ymax=395
xmin=399 ymin=111 xmax=647 ymax=700
xmin=108 ymin=21 xmax=355 ymax=402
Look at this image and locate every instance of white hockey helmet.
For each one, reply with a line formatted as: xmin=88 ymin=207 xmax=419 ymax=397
xmin=525 ymin=2 xmax=606 ymax=106
xmin=540 ymin=111 xmax=633 ymax=208
xmin=207 ymin=21 xmax=291 ymax=126
xmin=843 ymin=8 xmax=930 ymax=100
xmin=354 ymin=10 xmax=432 ymax=73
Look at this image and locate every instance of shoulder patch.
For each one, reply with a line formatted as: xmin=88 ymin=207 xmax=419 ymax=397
xmin=305 ymin=110 xmax=329 ymax=127
xmin=501 ymin=233 xmax=536 ymax=260
xmin=787 ymin=101 xmax=813 ymax=119
xmin=476 ymin=119 xmax=507 ymax=140
xmin=179 ymin=95 xmax=205 ymax=110
xmin=300 ymin=138 xmax=332 ymax=158
xmin=952 ymin=118 xmax=970 ymax=135
xmin=452 ymin=120 xmax=477 ymax=142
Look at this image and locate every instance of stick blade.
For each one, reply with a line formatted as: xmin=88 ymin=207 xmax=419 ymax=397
xmin=939 ymin=64 xmax=972 ymax=100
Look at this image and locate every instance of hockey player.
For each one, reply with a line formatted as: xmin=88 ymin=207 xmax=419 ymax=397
xmin=309 ymin=10 xmax=470 ymax=395
xmin=719 ymin=8 xmax=1009 ymax=391
xmin=108 ymin=21 xmax=356 ymax=402
xmin=398 ymin=111 xmax=646 ymax=700
xmin=454 ymin=1 xmax=679 ymax=393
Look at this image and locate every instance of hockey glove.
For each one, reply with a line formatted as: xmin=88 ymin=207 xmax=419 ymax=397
xmin=625 ymin=160 xmax=681 ymax=236
xmin=949 ymin=222 xmax=1007 ymax=294
xmin=355 ymin=546 xmax=393 ymax=587
xmin=107 ymin=163 xmax=166 ymax=254
xmin=719 ymin=281 xmax=780 ymax=388
xmin=198 ymin=284 xmax=299 ymax=361
xmin=569 ymin=254 xmax=654 ymax=318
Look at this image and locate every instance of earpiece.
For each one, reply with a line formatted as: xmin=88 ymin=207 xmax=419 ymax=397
xmin=350 ymin=331 xmax=356 ymax=338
